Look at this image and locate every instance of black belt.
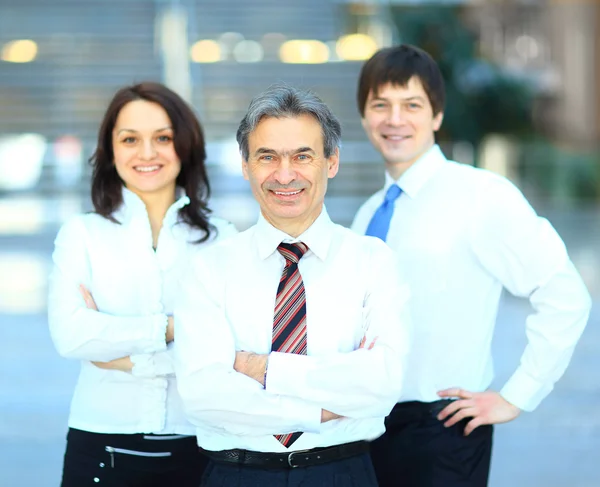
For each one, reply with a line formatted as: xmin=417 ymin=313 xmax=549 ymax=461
xmin=200 ymin=440 xmax=369 ymax=469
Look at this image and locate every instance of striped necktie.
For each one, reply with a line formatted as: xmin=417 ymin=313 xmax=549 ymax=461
xmin=365 ymin=184 xmax=402 ymax=242
xmin=272 ymin=242 xmax=308 ymax=447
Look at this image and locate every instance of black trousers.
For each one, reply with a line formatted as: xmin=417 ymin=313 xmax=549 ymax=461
xmin=370 ymin=401 xmax=493 ymax=487
xmin=200 ymin=452 xmax=378 ymax=487
xmin=61 ymin=428 xmax=209 ymax=487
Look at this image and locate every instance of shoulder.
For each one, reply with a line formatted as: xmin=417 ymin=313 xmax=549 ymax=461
xmin=442 ymin=161 xmax=521 ymax=192
xmin=55 ymin=212 xmax=113 ymax=242
xmin=192 ymin=225 xmax=253 ymax=264
xmin=208 ymin=217 xmax=239 ymax=241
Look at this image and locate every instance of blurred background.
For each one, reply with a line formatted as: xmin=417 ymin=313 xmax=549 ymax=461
xmin=0 ymin=0 xmax=598 ymax=485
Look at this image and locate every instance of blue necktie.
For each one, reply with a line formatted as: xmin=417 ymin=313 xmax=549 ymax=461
xmin=365 ymin=184 xmax=402 ymax=242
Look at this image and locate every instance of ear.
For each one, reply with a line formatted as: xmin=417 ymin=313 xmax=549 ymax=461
xmin=241 ymin=155 xmax=249 ymax=181
xmin=433 ymin=111 xmax=444 ymax=132
xmin=327 ymin=147 xmax=340 ymax=179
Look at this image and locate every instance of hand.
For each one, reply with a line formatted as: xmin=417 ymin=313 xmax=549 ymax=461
xmin=79 ymin=286 xmax=133 ymax=372
xmin=234 ymin=351 xmax=268 ymax=386
xmin=79 ymin=284 xmax=97 ymax=311
xmin=321 ymin=409 xmax=343 ymax=423
xmin=166 ymin=316 xmax=175 ymax=343
xmin=92 ymin=356 xmax=133 ymax=372
xmin=437 ymin=388 xmax=521 ymax=436
xmin=359 ymin=335 xmax=378 ymax=350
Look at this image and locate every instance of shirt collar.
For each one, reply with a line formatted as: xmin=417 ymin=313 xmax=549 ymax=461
xmin=384 ymin=144 xmax=447 ymax=199
xmin=115 ymin=187 xmax=190 ymax=224
xmin=254 ymin=206 xmax=334 ymax=262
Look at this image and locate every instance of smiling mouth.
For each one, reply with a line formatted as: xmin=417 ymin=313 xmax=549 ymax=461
xmin=270 ymin=189 xmax=305 ymax=200
xmin=383 ymin=135 xmax=411 ymax=142
xmin=134 ymin=165 xmax=161 ymax=173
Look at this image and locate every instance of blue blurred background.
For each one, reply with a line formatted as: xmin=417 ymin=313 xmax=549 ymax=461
xmin=0 ymin=1 xmax=598 ymax=485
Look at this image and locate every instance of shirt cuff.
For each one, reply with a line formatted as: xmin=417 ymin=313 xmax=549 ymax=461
xmin=265 ymin=352 xmax=313 ymax=398
xmin=500 ymin=367 xmax=554 ymax=412
xmin=131 ymin=351 xmax=175 ymax=378
xmin=130 ymin=353 xmax=155 ymax=378
xmin=141 ymin=314 xmax=169 ymax=354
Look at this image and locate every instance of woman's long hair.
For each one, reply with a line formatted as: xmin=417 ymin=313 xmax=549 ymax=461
xmin=90 ymin=82 xmax=212 ymax=242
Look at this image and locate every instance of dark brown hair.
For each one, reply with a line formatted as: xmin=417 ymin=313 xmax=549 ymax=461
xmin=90 ymin=82 xmax=212 ymax=242
xmin=357 ymin=44 xmax=445 ymax=117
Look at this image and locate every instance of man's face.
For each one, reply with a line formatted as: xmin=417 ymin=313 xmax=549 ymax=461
xmin=361 ymin=77 xmax=443 ymax=170
xmin=242 ymin=114 xmax=339 ymax=232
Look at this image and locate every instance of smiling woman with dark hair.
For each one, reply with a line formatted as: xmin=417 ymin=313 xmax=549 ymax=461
xmin=48 ymin=82 xmax=237 ymax=487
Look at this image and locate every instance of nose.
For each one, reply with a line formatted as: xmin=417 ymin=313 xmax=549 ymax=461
xmin=386 ymin=105 xmax=405 ymax=126
xmin=273 ymin=158 xmax=296 ymax=185
xmin=139 ymin=140 xmax=157 ymax=160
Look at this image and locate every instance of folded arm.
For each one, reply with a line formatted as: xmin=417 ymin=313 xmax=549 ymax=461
xmin=174 ymin=259 xmax=323 ymax=437
xmin=48 ymin=218 xmax=169 ymax=363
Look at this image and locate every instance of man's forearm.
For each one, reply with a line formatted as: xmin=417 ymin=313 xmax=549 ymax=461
xmin=234 ymin=351 xmax=268 ymax=386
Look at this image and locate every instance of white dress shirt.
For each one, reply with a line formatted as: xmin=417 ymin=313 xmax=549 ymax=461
xmin=48 ymin=188 xmax=237 ymax=435
xmin=352 ymin=145 xmax=592 ymax=412
xmin=174 ymin=208 xmax=410 ymax=453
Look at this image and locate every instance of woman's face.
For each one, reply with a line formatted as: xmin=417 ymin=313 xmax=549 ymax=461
xmin=112 ymin=99 xmax=181 ymax=199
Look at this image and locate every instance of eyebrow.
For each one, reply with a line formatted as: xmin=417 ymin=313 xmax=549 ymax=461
xmin=371 ymin=96 xmax=425 ymax=103
xmin=116 ymin=126 xmax=173 ymax=135
xmin=253 ymin=146 xmax=316 ymax=157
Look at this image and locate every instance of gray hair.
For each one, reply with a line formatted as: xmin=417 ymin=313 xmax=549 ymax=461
xmin=236 ymin=84 xmax=342 ymax=160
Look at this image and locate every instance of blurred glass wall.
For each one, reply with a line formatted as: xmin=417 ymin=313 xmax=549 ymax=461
xmin=0 ymin=1 xmax=598 ymax=486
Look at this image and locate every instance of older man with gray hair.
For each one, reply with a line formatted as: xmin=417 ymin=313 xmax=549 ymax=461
xmin=174 ymin=85 xmax=411 ymax=486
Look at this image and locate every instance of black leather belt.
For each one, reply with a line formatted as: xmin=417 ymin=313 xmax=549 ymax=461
xmin=200 ymin=440 xmax=369 ymax=469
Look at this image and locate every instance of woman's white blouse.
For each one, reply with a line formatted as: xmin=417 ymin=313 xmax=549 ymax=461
xmin=48 ymin=189 xmax=237 ymax=434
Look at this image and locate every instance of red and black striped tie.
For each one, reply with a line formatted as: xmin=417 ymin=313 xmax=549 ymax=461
xmin=273 ymin=242 xmax=309 ymax=448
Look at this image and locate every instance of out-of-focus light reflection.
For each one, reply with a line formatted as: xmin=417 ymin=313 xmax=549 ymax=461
xmin=233 ymin=40 xmax=263 ymax=63
xmin=0 ymin=134 xmax=46 ymax=190
xmin=0 ymin=253 xmax=47 ymax=314
xmin=336 ymin=34 xmax=378 ymax=61
xmin=0 ymin=199 xmax=44 ymax=235
xmin=279 ymin=40 xmax=329 ymax=64
xmin=515 ymin=35 xmax=539 ymax=60
xmin=1 ymin=39 xmax=38 ymax=63
xmin=190 ymin=40 xmax=221 ymax=63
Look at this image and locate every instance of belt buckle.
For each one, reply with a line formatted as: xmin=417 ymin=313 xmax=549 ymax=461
xmin=287 ymin=449 xmax=310 ymax=468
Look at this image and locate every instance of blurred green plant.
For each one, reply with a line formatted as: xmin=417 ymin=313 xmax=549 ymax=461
xmin=518 ymin=139 xmax=600 ymax=204
xmin=390 ymin=6 xmax=535 ymax=147
xmin=390 ymin=5 xmax=599 ymax=204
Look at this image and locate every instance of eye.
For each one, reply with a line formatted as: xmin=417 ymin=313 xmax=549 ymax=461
xmin=259 ymin=155 xmax=274 ymax=162
xmin=295 ymin=154 xmax=311 ymax=163
xmin=407 ymin=103 xmax=422 ymax=110
xmin=371 ymin=102 xmax=387 ymax=110
xmin=156 ymin=135 xmax=172 ymax=143
xmin=122 ymin=136 xmax=136 ymax=144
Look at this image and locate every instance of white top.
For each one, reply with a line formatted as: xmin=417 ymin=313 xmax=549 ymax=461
xmin=174 ymin=209 xmax=411 ymax=452
xmin=351 ymin=145 xmax=592 ymax=412
xmin=48 ymin=188 xmax=238 ymax=435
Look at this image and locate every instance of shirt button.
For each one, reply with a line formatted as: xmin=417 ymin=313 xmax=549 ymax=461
xmin=99 ymin=463 xmax=105 ymax=468
xmin=94 ymin=478 xmax=100 ymax=483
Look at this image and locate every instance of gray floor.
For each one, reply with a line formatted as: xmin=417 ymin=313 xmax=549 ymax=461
xmin=0 ymin=195 xmax=598 ymax=487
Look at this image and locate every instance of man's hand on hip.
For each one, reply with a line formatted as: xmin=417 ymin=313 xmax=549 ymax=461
xmin=436 ymin=388 xmax=521 ymax=436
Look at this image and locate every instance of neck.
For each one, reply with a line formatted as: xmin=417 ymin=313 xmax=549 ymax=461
xmin=386 ymin=160 xmax=414 ymax=180
xmin=128 ymin=186 xmax=177 ymax=245
xmin=264 ymin=204 xmax=323 ymax=238
xmin=385 ymin=142 xmax=435 ymax=181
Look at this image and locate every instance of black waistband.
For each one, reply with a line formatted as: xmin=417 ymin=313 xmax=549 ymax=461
xmin=67 ymin=428 xmax=197 ymax=455
xmin=385 ymin=399 xmax=455 ymax=427
xmin=200 ymin=440 xmax=369 ymax=469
